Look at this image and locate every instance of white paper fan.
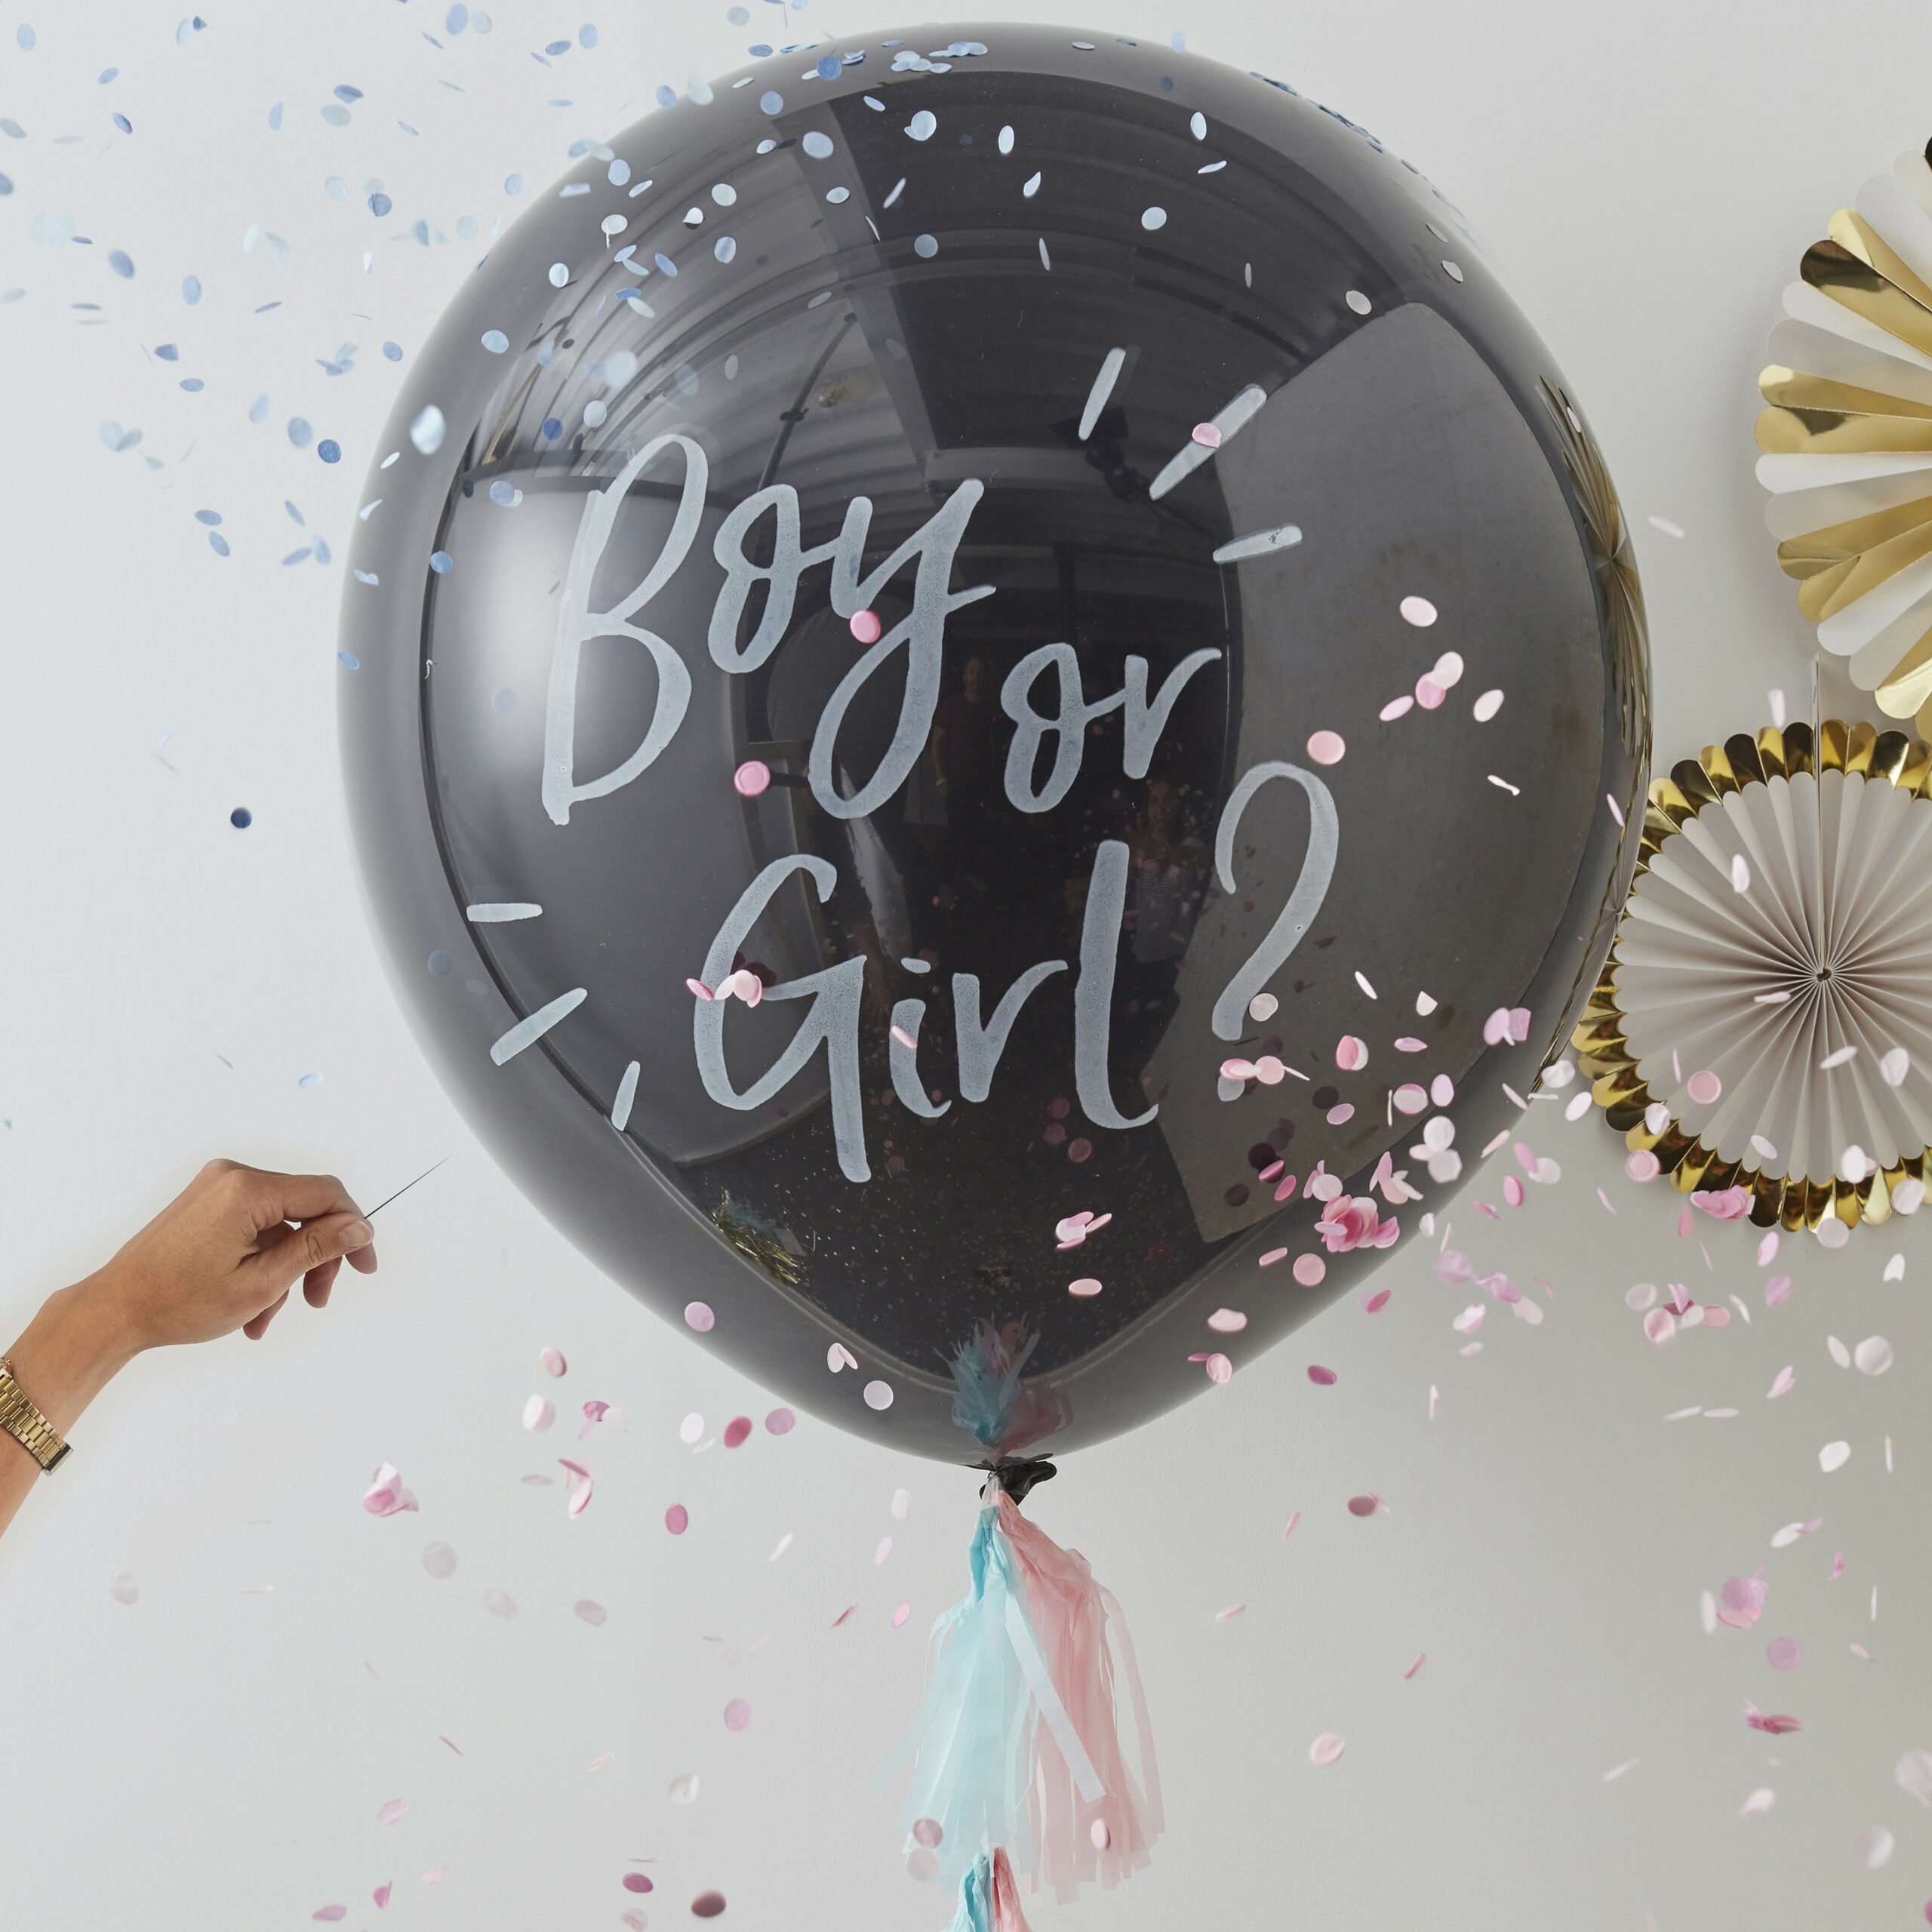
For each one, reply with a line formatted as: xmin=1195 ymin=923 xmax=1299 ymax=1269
xmin=1573 ymin=722 xmax=1932 ymax=1235
xmin=1756 ymin=141 xmax=1932 ymax=733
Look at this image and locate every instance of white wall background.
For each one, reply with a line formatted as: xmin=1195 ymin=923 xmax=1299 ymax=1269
xmin=2 ymin=4 xmax=1929 ymax=1928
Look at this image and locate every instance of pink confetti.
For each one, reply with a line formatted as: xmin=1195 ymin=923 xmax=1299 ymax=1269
xmin=1292 ymin=1254 xmax=1326 ymax=1287
xmin=723 ymin=1417 xmax=752 ymax=1449
xmin=1414 ymin=676 xmax=1446 ymax=710
xmin=1067 ymin=1277 xmax=1103 ymax=1297
xmin=622 ymin=1873 xmax=655 ymax=1894
xmin=1090 ymin=1819 xmax=1111 ymax=1850
xmin=1685 ymin=1069 xmax=1721 ymax=1106
xmin=1643 ymin=1308 xmax=1676 ymax=1344
xmin=691 ymin=1892 xmax=728 ymax=1918
xmin=684 ymin=1301 xmax=715 ymax=1333
xmin=849 ymin=608 xmax=882 ymax=644
xmin=540 ymin=1346 xmax=568 ymax=1377
xmin=1398 ymin=595 xmax=1436 ymax=627
xmin=665 ymin=1504 xmax=689 ymax=1535
xmin=686 ymin=977 xmax=715 ymax=1001
xmin=374 ymin=1883 xmax=392 ymax=1908
xmin=826 ymin=1342 xmax=857 ymax=1372
xmin=313 ymin=1910 xmax=348 ymax=1924
xmin=376 ymin=1798 xmax=410 ymax=1826
xmin=1362 ymin=1289 xmax=1391 ymax=1313
xmin=1765 ymin=1637 xmax=1801 ymax=1671
xmin=1203 ymin=1352 xmax=1233 ymax=1384
xmin=575 ymin=1599 xmax=607 ymax=1625
xmin=1207 ymin=1307 xmax=1247 ymax=1332
xmin=1746 ymin=1707 xmax=1801 ymax=1736
xmin=1068 ymin=1137 xmax=1093 ymax=1163
xmin=731 ymin=759 xmax=771 ymax=797
xmin=1190 ymin=421 xmax=1223 ymax=448
xmin=1309 ymin=1731 xmax=1346 ymax=1767
xmin=1606 ymin=792 xmax=1625 ymax=828
xmin=1306 ymin=729 xmax=1346 ymax=766
xmin=362 ymin=1463 xmax=418 ymax=1518
xmin=1346 ymin=1494 xmax=1379 ymax=1517
xmin=1404 ymin=1653 xmax=1426 ymax=1679
xmin=1482 ymin=1006 xmax=1532 ymax=1047
xmin=1335 ymin=1034 xmax=1367 ymax=1071
xmin=1306 ymin=1364 xmax=1337 ymax=1386
xmin=1765 ymin=1275 xmax=1792 ymax=1309
xmin=832 ymin=1604 xmax=857 ymax=1627
xmin=764 ymin=1407 xmax=795 ymax=1435
xmin=1214 ymin=1603 xmax=1245 ymax=1621
xmin=1380 ymin=694 xmax=1415 ymax=721
xmin=891 ymin=1600 xmax=911 ymax=1627
xmin=723 ymin=1698 xmax=752 ymax=1732
xmin=1717 ymin=1574 xmax=1767 ymax=1629
xmin=1626 ymin=1150 xmax=1662 ymax=1183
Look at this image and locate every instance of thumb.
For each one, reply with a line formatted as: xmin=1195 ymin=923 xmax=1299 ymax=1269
xmin=248 ymin=1211 xmax=375 ymax=1294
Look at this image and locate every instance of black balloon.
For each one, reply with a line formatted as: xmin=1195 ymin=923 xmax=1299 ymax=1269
xmin=340 ymin=25 xmax=1648 ymax=1464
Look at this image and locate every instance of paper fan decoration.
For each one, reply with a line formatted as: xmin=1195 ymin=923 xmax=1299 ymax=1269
xmin=1572 ymin=721 xmax=1932 ymax=1235
xmin=1756 ymin=140 xmax=1932 ymax=734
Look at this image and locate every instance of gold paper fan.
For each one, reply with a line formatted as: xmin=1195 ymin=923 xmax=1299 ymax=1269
xmin=1757 ymin=140 xmax=1932 ymax=734
xmin=1571 ymin=720 xmax=1932 ymax=1235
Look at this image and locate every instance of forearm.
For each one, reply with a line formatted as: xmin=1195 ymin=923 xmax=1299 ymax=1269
xmin=0 ymin=1278 xmax=138 ymax=1540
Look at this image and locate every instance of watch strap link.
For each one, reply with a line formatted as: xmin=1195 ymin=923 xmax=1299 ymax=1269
xmin=0 ymin=1357 xmax=69 ymax=1472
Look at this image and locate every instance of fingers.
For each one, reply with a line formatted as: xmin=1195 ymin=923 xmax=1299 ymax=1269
xmin=225 ymin=1167 xmax=363 ymax=1237
xmin=242 ymin=1290 xmax=288 ymax=1340
xmin=244 ymin=1210 xmax=377 ymax=1303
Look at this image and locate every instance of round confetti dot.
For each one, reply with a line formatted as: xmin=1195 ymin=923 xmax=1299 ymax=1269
xmin=722 ymin=1416 xmax=752 ymax=1449
xmin=1203 ymin=1352 xmax=1232 ymax=1384
xmin=912 ymin=1818 xmax=944 ymax=1848
xmin=521 ymin=1395 xmax=554 ymax=1432
xmin=1335 ymin=1034 xmax=1367 ymax=1071
xmin=1686 ymin=1069 xmax=1721 ymax=1106
xmin=1090 ymin=1819 xmax=1111 ymax=1850
xmin=317 ymin=438 xmax=341 ymax=463
xmin=1765 ymin=1636 xmax=1801 ymax=1671
xmin=683 ymin=1301 xmax=715 ymax=1333
xmin=429 ymin=550 xmax=454 ymax=574
xmin=1248 ymin=992 xmax=1278 ymax=1022
xmin=1626 ymin=1149 xmax=1662 ymax=1183
xmin=850 ymin=608 xmax=882 ymax=644
xmin=913 ymin=232 xmax=938 ymax=258
xmin=1292 ymin=1254 xmax=1327 ymax=1287
xmin=764 ymin=1407 xmax=795 ymax=1435
xmin=1346 ymin=1495 xmax=1378 ymax=1517
xmin=863 ymin=1380 xmax=894 ymax=1411
xmin=482 ymin=1589 xmax=516 ymax=1618
xmin=1207 ymin=1308 xmax=1247 ymax=1332
xmin=1068 ymin=1137 xmax=1093 ymax=1162
xmin=691 ymin=1893 xmax=727 ymax=1919
xmin=1309 ymin=1732 xmax=1346 ymax=1767
xmin=1190 ymin=422 xmax=1222 ymax=448
xmin=732 ymin=758 xmax=771 ymax=797
xmin=481 ymin=328 xmax=509 ymax=353
xmin=1345 ymin=289 xmax=1371 ymax=315
xmin=906 ymin=1849 xmax=939 ymax=1883
xmin=665 ymin=1504 xmax=688 ymax=1534
xmin=229 ymin=806 xmax=253 ymax=829
xmin=1306 ymin=730 xmax=1345 ymax=765
xmin=1307 ymin=1364 xmax=1337 ymax=1386
xmin=1068 ymin=1278 xmax=1102 ymax=1297
xmin=421 ymin=1542 xmax=458 ymax=1579
xmin=1472 ymin=688 xmax=1505 ymax=721
xmin=426 ymin=949 xmax=451 ymax=977
xmin=723 ymin=1698 xmax=751 ymax=1731
xmin=1325 ymin=1103 xmax=1355 ymax=1126
xmin=1399 ymin=595 xmax=1438 ymax=627
xmin=622 ymin=1873 xmax=654 ymax=1894
xmin=1140 ymin=205 xmax=1167 ymax=230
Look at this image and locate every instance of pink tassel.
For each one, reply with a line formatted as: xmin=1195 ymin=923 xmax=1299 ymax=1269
xmin=997 ymin=1493 xmax=1163 ymax=1901
xmin=989 ymin=1848 xmax=1034 ymax=1932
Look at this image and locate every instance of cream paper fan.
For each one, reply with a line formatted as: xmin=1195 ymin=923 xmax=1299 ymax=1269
xmin=1755 ymin=140 xmax=1932 ymax=734
xmin=1572 ymin=721 xmax=1932 ymax=1235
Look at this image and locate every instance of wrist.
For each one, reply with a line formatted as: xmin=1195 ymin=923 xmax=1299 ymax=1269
xmin=8 ymin=1278 xmax=142 ymax=1432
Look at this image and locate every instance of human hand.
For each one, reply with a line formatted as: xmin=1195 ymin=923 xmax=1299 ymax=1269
xmin=81 ymin=1158 xmax=378 ymax=1353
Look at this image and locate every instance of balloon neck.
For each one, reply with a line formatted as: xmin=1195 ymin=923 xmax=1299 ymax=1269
xmin=980 ymin=1457 xmax=1057 ymax=1506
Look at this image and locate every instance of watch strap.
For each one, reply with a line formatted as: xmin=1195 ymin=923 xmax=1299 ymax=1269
xmin=0 ymin=1357 xmax=69 ymax=1472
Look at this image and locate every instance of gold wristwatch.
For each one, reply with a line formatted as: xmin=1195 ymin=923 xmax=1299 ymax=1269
xmin=0 ymin=1357 xmax=69 ymax=1472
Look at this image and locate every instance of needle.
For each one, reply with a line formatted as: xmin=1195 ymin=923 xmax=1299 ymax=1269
xmin=364 ymin=1157 xmax=451 ymax=1221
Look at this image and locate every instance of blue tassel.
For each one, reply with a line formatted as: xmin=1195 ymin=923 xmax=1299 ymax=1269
xmin=944 ymin=1854 xmax=995 ymax=1932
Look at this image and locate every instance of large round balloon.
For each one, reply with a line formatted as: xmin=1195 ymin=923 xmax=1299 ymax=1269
xmin=340 ymin=25 xmax=1648 ymax=1465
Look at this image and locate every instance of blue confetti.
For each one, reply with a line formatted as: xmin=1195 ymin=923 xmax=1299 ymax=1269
xmin=17 ymin=26 xmax=35 ymax=51
xmin=544 ymin=38 xmax=570 ymax=56
xmin=354 ymin=568 xmax=379 ymax=586
xmin=427 ymin=950 xmax=453 ymax=976
xmin=112 ymin=112 xmax=132 ymax=134
xmin=155 ymin=343 xmax=179 ymax=360
xmin=446 ymin=2 xmax=469 ymax=29
xmin=654 ymin=251 xmax=676 ymax=275
xmin=248 ymin=393 xmax=270 ymax=422
xmin=208 ymin=532 xmax=230 ymax=556
xmin=580 ymin=23 xmax=598 ymax=48
xmin=505 ymin=172 xmax=523 ymax=195
xmin=285 ymin=500 xmax=304 ymax=525
xmin=382 ymin=340 xmax=403 ymax=361
xmin=288 ymin=417 xmax=313 ymax=448
xmin=369 ymin=191 xmax=392 ymax=216
xmin=491 ymin=687 xmax=518 ymax=713
xmin=334 ymin=84 xmax=362 ymax=102
xmin=180 ymin=377 xmax=204 ymax=391
xmin=297 ymin=1072 xmax=324 ymax=1090
xmin=99 ymin=66 xmax=119 ymax=83
xmin=480 ymin=328 xmax=508 ymax=352
xmin=108 ymin=248 xmax=134 ymax=278
xmin=429 ymin=549 xmax=454 ymax=573
xmin=540 ymin=416 xmax=563 ymax=439
xmin=182 ymin=273 xmax=202 ymax=303
xmin=654 ymin=84 xmax=675 ymax=108
xmin=488 ymin=479 xmax=518 ymax=505
xmin=312 ymin=534 xmax=331 ymax=565
xmin=816 ymin=55 xmax=840 ymax=78
xmin=282 ymin=546 xmax=312 ymax=566
xmin=0 ymin=175 xmax=11 ymax=196
xmin=193 ymin=509 xmax=221 ymax=525
xmin=472 ymin=10 xmax=492 ymax=31
xmin=715 ymin=236 xmax=736 ymax=263
xmin=337 ymin=650 xmax=361 ymax=669
xmin=759 ymin=89 xmax=783 ymax=113
xmin=318 ymin=438 xmax=342 ymax=463
xmin=230 ymin=807 xmax=252 ymax=828
xmin=269 ymin=102 xmax=283 ymax=130
xmin=749 ymin=42 xmax=771 ymax=55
